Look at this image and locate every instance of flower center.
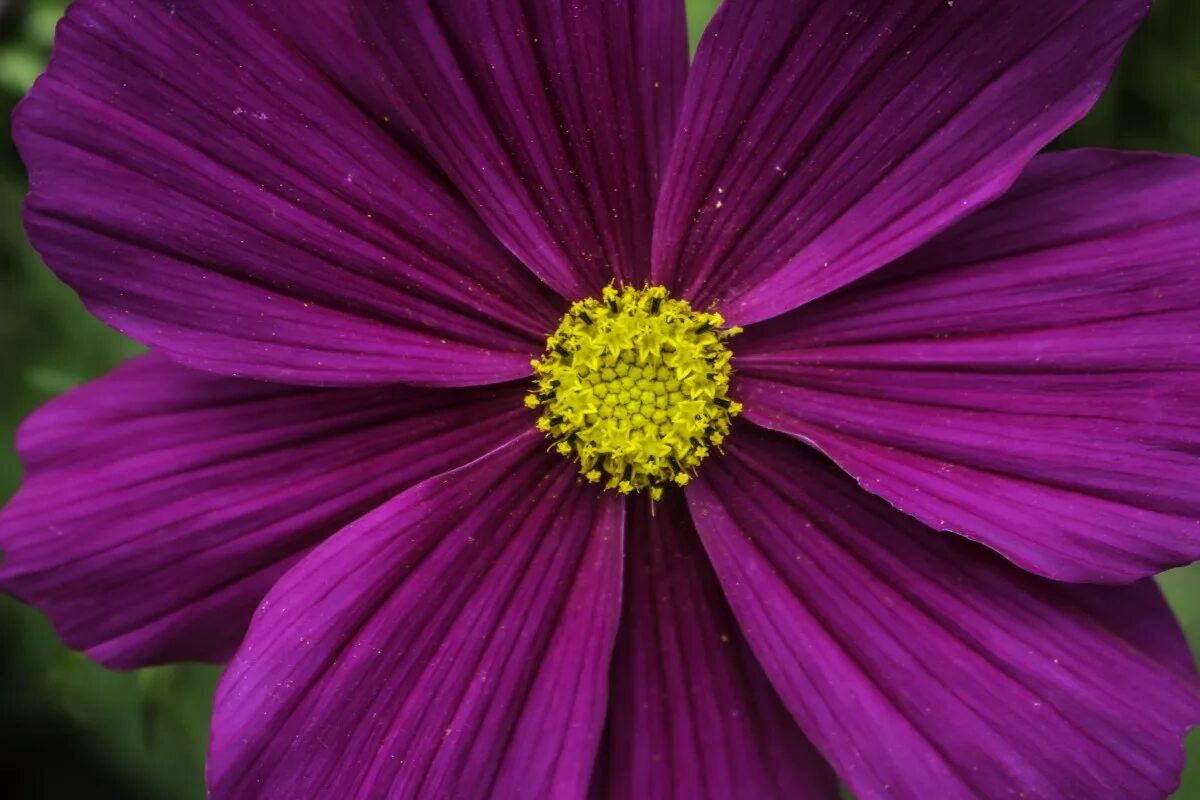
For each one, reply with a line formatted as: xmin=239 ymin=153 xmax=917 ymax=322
xmin=526 ymin=285 xmax=743 ymax=500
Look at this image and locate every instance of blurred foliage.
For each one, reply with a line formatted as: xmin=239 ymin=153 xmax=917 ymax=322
xmin=0 ymin=1 xmax=1196 ymax=798
xmin=687 ymin=0 xmax=721 ymax=48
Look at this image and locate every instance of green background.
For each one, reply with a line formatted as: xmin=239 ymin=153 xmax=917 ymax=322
xmin=0 ymin=0 xmax=1197 ymax=797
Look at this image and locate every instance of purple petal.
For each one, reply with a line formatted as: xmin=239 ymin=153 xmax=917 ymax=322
xmin=0 ymin=355 xmax=531 ymax=668
xmin=737 ymin=149 xmax=1200 ymax=583
xmin=351 ymin=0 xmax=689 ymax=293
xmin=595 ymin=492 xmax=838 ymax=799
xmin=653 ymin=0 xmax=1146 ymax=324
xmin=1056 ymin=581 xmax=1195 ymax=678
xmin=17 ymin=0 xmax=562 ymax=387
xmin=208 ymin=433 xmax=624 ymax=799
xmin=688 ymin=428 xmax=1200 ymax=799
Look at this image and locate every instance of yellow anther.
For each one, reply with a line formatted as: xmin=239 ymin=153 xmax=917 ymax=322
xmin=527 ymin=285 xmax=741 ymax=495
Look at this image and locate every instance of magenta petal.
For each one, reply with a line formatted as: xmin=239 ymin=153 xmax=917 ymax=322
xmin=738 ymin=149 xmax=1200 ymax=583
xmin=208 ymin=433 xmax=624 ymax=799
xmin=351 ymin=0 xmax=688 ymax=293
xmin=1056 ymin=580 xmax=1195 ymax=678
xmin=0 ymin=355 xmax=531 ymax=668
xmin=17 ymin=0 xmax=562 ymax=387
xmin=688 ymin=428 xmax=1200 ymax=800
xmin=654 ymin=0 xmax=1146 ymax=323
xmin=595 ymin=493 xmax=838 ymax=799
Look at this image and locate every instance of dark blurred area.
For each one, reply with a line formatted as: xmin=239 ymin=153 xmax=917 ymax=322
xmin=0 ymin=1 xmax=1197 ymax=797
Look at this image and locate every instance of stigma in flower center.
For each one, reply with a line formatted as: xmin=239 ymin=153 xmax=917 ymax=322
xmin=526 ymin=285 xmax=743 ymax=500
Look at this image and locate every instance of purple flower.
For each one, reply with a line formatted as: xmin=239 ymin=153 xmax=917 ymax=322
xmin=3 ymin=0 xmax=1199 ymax=797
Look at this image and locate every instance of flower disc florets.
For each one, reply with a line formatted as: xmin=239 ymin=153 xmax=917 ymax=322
xmin=527 ymin=285 xmax=743 ymax=499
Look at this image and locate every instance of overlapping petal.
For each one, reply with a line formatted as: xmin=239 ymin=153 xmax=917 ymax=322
xmin=654 ymin=0 xmax=1147 ymax=324
xmin=16 ymin=0 xmax=562 ymax=387
xmin=209 ymin=433 xmax=624 ymax=800
xmin=738 ymin=150 xmax=1200 ymax=582
xmin=688 ymin=427 xmax=1200 ymax=800
xmin=595 ymin=493 xmax=837 ymax=799
xmin=1056 ymin=580 xmax=1196 ymax=678
xmin=352 ymin=0 xmax=689 ymax=293
xmin=0 ymin=355 xmax=531 ymax=668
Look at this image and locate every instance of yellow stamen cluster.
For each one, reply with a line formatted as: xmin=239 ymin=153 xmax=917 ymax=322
xmin=526 ymin=285 xmax=743 ymax=500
